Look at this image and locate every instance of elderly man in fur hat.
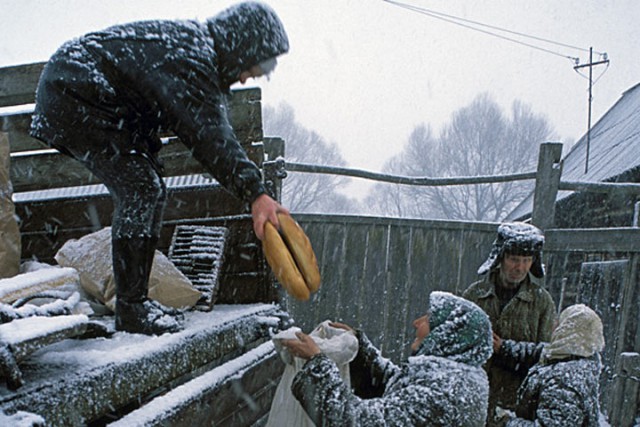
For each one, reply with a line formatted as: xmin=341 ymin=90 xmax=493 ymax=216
xmin=281 ymin=291 xmax=493 ymax=426
xmin=462 ymin=222 xmax=557 ymax=426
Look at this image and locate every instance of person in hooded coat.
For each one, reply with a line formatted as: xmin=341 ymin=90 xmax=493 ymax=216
xmin=462 ymin=222 xmax=556 ymax=425
xmin=494 ymin=304 xmax=605 ymax=426
xmin=281 ymin=291 xmax=494 ymax=427
xmin=29 ymin=2 xmax=290 ymax=335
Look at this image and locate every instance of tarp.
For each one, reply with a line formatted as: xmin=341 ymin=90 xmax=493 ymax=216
xmin=55 ymin=227 xmax=202 ymax=311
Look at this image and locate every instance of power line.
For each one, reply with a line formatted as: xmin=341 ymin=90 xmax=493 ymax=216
xmin=383 ymin=0 xmax=602 ymax=64
xmin=383 ymin=0 xmax=611 ymax=175
xmin=574 ymin=48 xmax=610 ymax=174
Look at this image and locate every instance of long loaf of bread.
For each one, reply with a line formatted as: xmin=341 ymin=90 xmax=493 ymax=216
xmin=262 ymin=221 xmax=311 ymax=301
xmin=277 ymin=213 xmax=321 ymax=293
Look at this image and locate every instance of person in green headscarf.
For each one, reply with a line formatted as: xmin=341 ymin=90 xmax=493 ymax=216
xmin=494 ymin=304 xmax=605 ymax=426
xmin=281 ymin=291 xmax=494 ymax=426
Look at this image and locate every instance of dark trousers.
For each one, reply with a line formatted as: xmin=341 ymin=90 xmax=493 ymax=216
xmin=32 ymin=43 xmax=167 ymax=300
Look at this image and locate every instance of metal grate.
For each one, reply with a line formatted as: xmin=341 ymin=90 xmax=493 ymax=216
xmin=168 ymin=225 xmax=228 ymax=311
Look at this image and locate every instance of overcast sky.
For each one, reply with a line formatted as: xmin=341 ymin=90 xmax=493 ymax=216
xmin=1 ymin=0 xmax=638 ymax=198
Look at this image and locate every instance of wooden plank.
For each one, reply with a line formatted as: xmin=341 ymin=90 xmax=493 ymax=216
xmin=312 ymin=222 xmax=346 ymax=326
xmin=0 ymin=306 xmax=281 ymax=426
xmin=578 ymin=260 xmax=628 ymax=403
xmin=0 ymin=62 xmax=44 ymax=107
xmin=399 ymin=226 xmax=433 ymax=361
xmin=532 ymin=142 xmax=563 ymax=230
xmin=455 ymin=228 xmax=496 ymax=294
xmin=382 ymin=224 xmax=412 ymax=362
xmin=16 ymin=191 xmax=253 ymax=265
xmin=359 ymin=223 xmax=390 ymax=353
xmin=545 ymin=228 xmax=640 ymax=253
xmin=10 ymin=134 xmax=263 ymax=193
xmin=217 ymin=273 xmax=275 ymax=304
xmin=2 ymin=88 xmax=261 ymax=140
xmin=609 ymin=352 xmax=640 ymax=427
xmin=544 ymin=252 xmax=577 ymax=311
xmin=11 ymin=149 xmax=100 ymax=192
xmin=5 ymin=131 xmax=43 ymax=152
xmin=15 ymin=185 xmax=245 ymax=233
xmin=338 ymin=222 xmax=371 ymax=328
xmin=110 ymin=345 xmax=283 ymax=427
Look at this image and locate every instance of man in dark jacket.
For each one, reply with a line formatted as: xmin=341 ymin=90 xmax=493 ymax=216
xmin=494 ymin=304 xmax=604 ymax=426
xmin=462 ymin=222 xmax=556 ymax=425
xmin=281 ymin=291 xmax=494 ymax=426
xmin=30 ymin=2 xmax=290 ymax=335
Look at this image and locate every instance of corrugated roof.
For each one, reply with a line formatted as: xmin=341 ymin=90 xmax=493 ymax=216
xmin=13 ymin=174 xmax=218 ymax=202
xmin=507 ymin=82 xmax=640 ymax=220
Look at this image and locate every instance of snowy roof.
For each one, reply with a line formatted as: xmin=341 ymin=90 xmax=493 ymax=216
xmin=13 ymin=174 xmax=219 ymax=202
xmin=507 ymin=82 xmax=640 ymax=220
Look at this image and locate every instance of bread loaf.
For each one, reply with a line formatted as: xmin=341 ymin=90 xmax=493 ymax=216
xmin=262 ymin=221 xmax=311 ymax=301
xmin=277 ymin=213 xmax=321 ymax=293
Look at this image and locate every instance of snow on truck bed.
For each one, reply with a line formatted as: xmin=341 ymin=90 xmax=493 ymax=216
xmin=0 ymin=304 xmax=286 ymax=426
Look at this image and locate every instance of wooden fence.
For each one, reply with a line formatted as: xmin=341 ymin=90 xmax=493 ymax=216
xmin=281 ymin=216 xmax=640 ymax=425
xmin=287 ymin=215 xmax=497 ymax=361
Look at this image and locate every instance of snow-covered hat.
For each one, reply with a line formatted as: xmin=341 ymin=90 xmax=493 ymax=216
xmin=207 ymin=1 xmax=289 ymax=89
xmin=543 ymin=304 xmax=604 ymax=361
xmin=417 ymin=291 xmax=493 ymax=367
xmin=477 ymin=222 xmax=545 ymax=278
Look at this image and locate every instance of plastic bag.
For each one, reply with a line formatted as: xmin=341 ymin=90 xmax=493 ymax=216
xmin=266 ymin=320 xmax=359 ymax=427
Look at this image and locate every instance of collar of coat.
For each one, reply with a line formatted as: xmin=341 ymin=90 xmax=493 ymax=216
xmin=475 ymin=271 xmax=544 ymax=302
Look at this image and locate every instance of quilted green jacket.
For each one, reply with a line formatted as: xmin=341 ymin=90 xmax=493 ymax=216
xmin=462 ymin=271 xmax=556 ymax=421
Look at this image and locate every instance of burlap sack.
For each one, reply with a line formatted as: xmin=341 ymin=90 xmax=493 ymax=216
xmin=55 ymin=227 xmax=201 ymax=311
xmin=0 ymin=133 xmax=21 ymax=279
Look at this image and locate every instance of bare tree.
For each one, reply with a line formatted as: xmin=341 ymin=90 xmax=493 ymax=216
xmin=368 ymin=125 xmax=440 ymax=218
xmin=367 ymin=94 xmax=556 ymax=221
xmin=263 ymin=103 xmax=360 ymax=213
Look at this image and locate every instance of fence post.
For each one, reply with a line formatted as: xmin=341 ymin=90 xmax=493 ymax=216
xmin=262 ymin=137 xmax=286 ymax=202
xmin=532 ymin=142 xmax=563 ymax=230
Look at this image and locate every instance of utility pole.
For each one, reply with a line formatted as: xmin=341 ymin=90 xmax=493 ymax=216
xmin=574 ymin=47 xmax=609 ymax=174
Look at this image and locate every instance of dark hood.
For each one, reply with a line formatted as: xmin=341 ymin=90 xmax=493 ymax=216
xmin=207 ymin=1 xmax=289 ymax=90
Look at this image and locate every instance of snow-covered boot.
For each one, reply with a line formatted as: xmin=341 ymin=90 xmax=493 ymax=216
xmin=116 ymin=299 xmax=184 ymax=335
xmin=113 ymin=236 xmax=184 ymax=335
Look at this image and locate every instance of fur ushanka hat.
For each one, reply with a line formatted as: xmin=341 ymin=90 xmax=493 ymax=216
xmin=477 ymin=222 xmax=545 ymax=278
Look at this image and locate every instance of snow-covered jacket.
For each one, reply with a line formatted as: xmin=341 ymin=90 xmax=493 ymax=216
xmin=506 ymin=354 xmax=602 ymax=427
xmin=31 ymin=2 xmax=288 ymax=204
xmin=462 ymin=271 xmax=556 ymax=412
xmin=291 ymin=292 xmax=493 ymax=426
xmin=499 ymin=304 xmax=604 ymax=426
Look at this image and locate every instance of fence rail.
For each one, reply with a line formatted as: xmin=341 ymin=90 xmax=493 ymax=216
xmin=268 ymin=156 xmax=640 ymax=193
xmin=288 ymin=214 xmax=640 ymax=426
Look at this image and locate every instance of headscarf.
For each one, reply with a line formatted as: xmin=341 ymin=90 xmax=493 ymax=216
xmin=543 ymin=304 xmax=605 ymax=362
xmin=416 ymin=291 xmax=493 ymax=367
